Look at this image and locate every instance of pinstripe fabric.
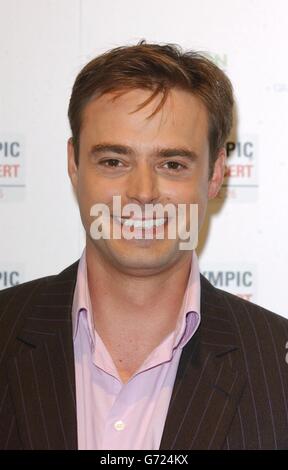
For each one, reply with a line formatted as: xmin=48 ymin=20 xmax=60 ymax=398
xmin=0 ymin=263 xmax=79 ymax=449
xmin=0 ymin=261 xmax=288 ymax=449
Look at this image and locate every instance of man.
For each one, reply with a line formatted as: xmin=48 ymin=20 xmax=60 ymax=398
xmin=0 ymin=41 xmax=288 ymax=450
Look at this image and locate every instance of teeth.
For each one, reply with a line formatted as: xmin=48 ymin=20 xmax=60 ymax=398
xmin=115 ymin=217 xmax=166 ymax=229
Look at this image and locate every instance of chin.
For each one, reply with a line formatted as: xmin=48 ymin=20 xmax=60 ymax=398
xmin=104 ymin=240 xmax=182 ymax=274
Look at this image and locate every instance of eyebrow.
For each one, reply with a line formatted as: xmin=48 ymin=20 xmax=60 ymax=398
xmin=89 ymin=143 xmax=198 ymax=161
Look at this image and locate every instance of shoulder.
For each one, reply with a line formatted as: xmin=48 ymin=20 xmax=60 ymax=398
xmin=0 ymin=260 xmax=79 ymax=332
xmin=0 ymin=275 xmax=55 ymax=309
xmin=200 ymin=274 xmax=288 ymax=346
xmin=0 ymin=260 xmax=79 ymax=298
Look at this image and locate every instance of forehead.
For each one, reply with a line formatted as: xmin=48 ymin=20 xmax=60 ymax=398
xmin=81 ymin=87 xmax=209 ymax=149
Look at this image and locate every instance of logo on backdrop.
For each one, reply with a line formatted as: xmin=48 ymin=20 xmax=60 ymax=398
xmin=0 ymin=267 xmax=24 ymax=290
xmin=201 ymin=264 xmax=257 ymax=302
xmin=215 ymin=135 xmax=258 ymax=202
xmin=266 ymin=82 xmax=288 ymax=93
xmin=0 ymin=137 xmax=25 ymax=201
xmin=204 ymin=52 xmax=228 ymax=72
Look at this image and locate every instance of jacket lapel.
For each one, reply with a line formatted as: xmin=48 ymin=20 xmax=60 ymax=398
xmin=7 ymin=263 xmax=247 ymax=450
xmin=7 ymin=261 xmax=79 ymax=450
xmin=160 ymin=275 xmax=247 ymax=450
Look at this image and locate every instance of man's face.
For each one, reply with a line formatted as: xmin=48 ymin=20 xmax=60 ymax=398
xmin=68 ymin=87 xmax=225 ymax=275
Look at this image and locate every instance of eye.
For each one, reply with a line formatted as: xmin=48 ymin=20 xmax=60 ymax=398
xmin=99 ymin=158 xmax=124 ymax=167
xmin=163 ymin=161 xmax=187 ymax=171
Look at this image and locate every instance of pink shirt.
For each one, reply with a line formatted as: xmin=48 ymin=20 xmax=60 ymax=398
xmin=72 ymin=250 xmax=201 ymax=450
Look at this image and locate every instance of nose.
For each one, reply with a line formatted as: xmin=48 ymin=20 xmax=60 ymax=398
xmin=126 ymin=161 xmax=160 ymax=205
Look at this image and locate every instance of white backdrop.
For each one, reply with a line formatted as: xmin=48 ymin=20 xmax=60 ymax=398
xmin=0 ymin=0 xmax=287 ymax=318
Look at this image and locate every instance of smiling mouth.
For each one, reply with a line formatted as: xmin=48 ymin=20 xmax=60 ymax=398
xmin=113 ymin=216 xmax=167 ymax=229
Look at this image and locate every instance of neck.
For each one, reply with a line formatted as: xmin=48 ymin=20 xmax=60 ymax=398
xmin=84 ymin=239 xmax=193 ymax=378
xmin=86 ymin=241 xmax=192 ymax=309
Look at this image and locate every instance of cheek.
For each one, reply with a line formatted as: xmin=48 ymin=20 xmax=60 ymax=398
xmin=77 ymin=169 xmax=104 ymax=200
xmin=169 ymin=176 xmax=208 ymax=204
xmin=179 ymin=177 xmax=209 ymax=229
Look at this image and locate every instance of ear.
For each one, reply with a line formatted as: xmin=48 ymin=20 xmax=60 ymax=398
xmin=208 ymin=147 xmax=226 ymax=199
xmin=67 ymin=137 xmax=78 ymax=191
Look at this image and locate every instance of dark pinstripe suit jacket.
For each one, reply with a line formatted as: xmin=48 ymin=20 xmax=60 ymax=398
xmin=0 ymin=260 xmax=288 ymax=450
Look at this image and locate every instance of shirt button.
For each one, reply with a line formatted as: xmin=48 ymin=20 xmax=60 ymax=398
xmin=114 ymin=420 xmax=125 ymax=431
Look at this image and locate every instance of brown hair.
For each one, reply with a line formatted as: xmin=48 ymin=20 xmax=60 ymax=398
xmin=68 ymin=40 xmax=234 ymax=176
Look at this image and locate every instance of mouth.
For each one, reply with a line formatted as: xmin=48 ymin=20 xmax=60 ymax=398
xmin=113 ymin=216 xmax=167 ymax=229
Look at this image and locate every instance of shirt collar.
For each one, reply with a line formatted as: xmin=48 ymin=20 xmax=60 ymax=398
xmin=72 ymin=249 xmax=201 ymax=347
xmin=72 ymin=248 xmax=93 ymax=341
xmin=173 ymin=250 xmax=201 ymax=349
